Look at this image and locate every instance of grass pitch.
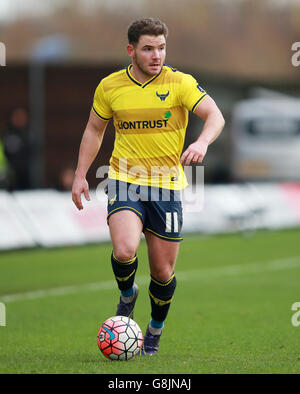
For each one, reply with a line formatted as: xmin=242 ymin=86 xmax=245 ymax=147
xmin=0 ymin=228 xmax=300 ymax=374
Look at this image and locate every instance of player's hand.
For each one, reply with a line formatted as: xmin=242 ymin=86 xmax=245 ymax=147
xmin=72 ymin=175 xmax=90 ymax=210
xmin=180 ymin=140 xmax=208 ymax=166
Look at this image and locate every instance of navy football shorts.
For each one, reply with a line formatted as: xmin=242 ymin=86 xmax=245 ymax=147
xmin=105 ymin=179 xmax=183 ymax=242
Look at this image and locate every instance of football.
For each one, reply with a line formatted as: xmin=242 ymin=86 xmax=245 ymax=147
xmin=97 ymin=316 xmax=143 ymax=361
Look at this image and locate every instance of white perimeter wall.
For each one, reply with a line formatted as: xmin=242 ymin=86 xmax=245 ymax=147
xmin=1 ymin=182 xmax=300 ymax=250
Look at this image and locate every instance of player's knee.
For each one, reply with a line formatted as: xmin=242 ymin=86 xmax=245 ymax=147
xmin=113 ymin=246 xmax=136 ymax=263
xmin=151 ymin=267 xmax=174 ymax=283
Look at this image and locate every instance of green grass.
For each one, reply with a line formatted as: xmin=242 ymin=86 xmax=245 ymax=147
xmin=1 ymin=228 xmax=300 ymax=374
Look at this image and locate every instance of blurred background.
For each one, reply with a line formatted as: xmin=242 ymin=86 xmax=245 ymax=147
xmin=1 ymin=0 xmax=300 ymax=249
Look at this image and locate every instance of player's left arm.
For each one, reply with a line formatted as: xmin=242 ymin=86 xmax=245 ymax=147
xmin=180 ymin=96 xmax=225 ymax=166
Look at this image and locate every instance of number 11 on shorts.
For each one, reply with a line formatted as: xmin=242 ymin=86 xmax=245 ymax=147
xmin=165 ymin=212 xmax=178 ymax=233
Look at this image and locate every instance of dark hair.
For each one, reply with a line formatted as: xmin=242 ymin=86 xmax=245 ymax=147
xmin=127 ymin=18 xmax=168 ymax=45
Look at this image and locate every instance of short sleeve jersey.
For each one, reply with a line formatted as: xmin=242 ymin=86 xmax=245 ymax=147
xmin=93 ymin=64 xmax=208 ymax=190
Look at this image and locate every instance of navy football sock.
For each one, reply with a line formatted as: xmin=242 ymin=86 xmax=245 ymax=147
xmin=148 ymin=274 xmax=177 ymax=323
xmin=111 ymin=252 xmax=138 ymax=292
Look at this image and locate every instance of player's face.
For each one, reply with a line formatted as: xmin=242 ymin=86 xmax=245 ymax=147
xmin=129 ymin=35 xmax=166 ymax=78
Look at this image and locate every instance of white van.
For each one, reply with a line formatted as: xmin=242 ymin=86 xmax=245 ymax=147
xmin=231 ymin=97 xmax=300 ymax=181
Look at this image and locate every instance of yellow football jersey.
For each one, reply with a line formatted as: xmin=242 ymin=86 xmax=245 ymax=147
xmin=92 ymin=64 xmax=208 ymax=190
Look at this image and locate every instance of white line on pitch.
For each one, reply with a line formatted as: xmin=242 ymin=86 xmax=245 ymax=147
xmin=1 ymin=256 xmax=299 ymax=303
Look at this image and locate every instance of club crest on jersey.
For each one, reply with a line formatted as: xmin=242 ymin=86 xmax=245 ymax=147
xmin=156 ymin=91 xmax=170 ymax=102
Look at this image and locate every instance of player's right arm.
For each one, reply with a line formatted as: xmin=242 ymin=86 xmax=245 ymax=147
xmin=72 ymin=109 xmax=109 ymax=210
